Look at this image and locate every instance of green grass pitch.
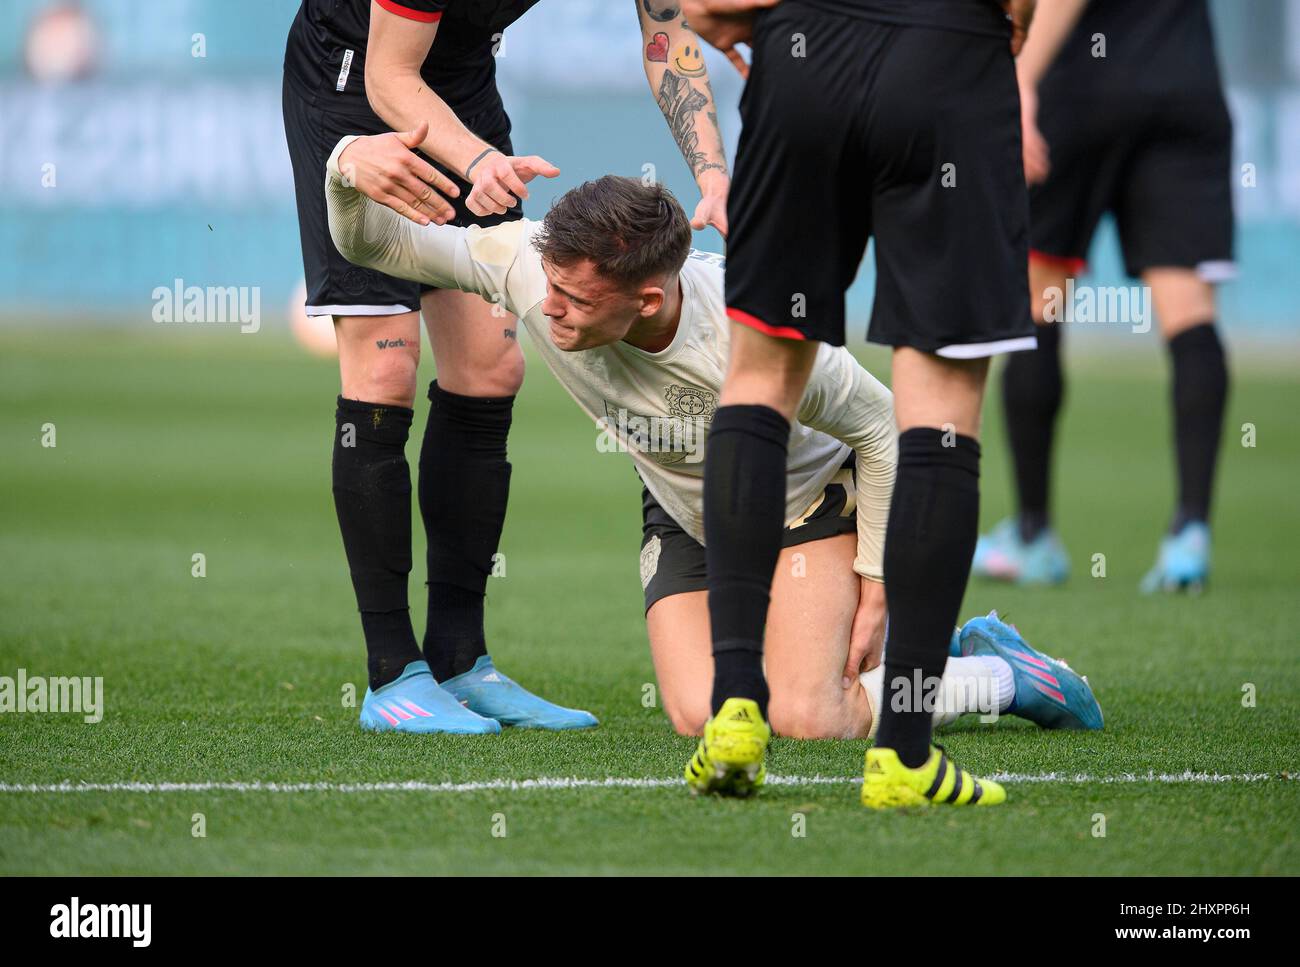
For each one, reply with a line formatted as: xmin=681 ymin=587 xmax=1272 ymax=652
xmin=1 ymin=327 xmax=1297 ymax=875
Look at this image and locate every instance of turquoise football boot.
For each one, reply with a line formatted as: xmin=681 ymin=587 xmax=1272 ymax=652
xmin=359 ymin=660 xmax=501 ymax=734
xmin=958 ymin=611 xmax=1102 ymax=730
xmin=1140 ymin=521 xmax=1210 ymax=594
xmin=972 ymin=518 xmax=1069 ymax=586
xmin=441 ymin=656 xmax=598 ymax=730
xmin=971 ymin=518 xmax=1020 ymax=580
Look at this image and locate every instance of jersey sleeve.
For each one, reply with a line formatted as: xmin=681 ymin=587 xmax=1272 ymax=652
xmin=796 ymin=344 xmax=897 ymax=581
xmin=324 ymin=135 xmax=546 ymax=317
xmin=373 ymin=0 xmax=446 ymax=24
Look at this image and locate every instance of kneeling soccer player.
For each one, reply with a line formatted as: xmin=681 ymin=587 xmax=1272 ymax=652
xmin=325 ymin=133 xmax=1101 ymax=773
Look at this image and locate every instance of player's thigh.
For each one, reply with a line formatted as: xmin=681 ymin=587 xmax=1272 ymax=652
xmin=890 ymin=348 xmax=990 ymax=438
xmin=765 ymin=532 xmax=871 ymax=740
xmin=1144 ymin=268 xmax=1218 ymax=338
xmin=334 ymin=311 xmax=422 ymax=407
xmin=867 ymin=27 xmax=1033 ymax=363
xmin=421 ymin=288 xmax=524 ymax=397
xmin=645 ymin=592 xmax=713 ymax=737
xmin=1029 ymin=258 xmax=1073 ymax=325
xmin=719 ymin=322 xmax=821 ymax=418
xmin=639 ymin=497 xmax=714 ymax=735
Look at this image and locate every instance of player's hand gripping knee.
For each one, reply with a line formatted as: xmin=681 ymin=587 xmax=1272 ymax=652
xmin=843 ymin=576 xmax=887 ymax=688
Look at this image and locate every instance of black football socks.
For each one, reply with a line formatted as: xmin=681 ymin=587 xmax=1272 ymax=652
xmin=332 ymin=397 xmax=422 ymax=692
xmin=875 ymin=428 xmax=982 ymax=768
xmin=703 ymin=404 xmax=790 ymax=718
xmin=1168 ymin=323 xmax=1228 ymax=533
xmin=1001 ymin=323 xmax=1063 ymax=544
xmin=419 ymin=381 xmax=514 ymax=682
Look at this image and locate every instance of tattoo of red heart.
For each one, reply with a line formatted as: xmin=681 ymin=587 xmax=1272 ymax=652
xmin=646 ymin=31 xmax=669 ymax=63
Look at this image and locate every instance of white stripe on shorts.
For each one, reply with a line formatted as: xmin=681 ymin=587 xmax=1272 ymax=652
xmin=304 ymin=303 xmax=417 ymax=317
xmin=1196 ymin=260 xmax=1238 ymax=283
xmin=935 ymin=335 xmax=1039 ymax=359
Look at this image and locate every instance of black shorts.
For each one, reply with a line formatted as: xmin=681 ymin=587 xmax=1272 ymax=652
xmin=1030 ymin=88 xmax=1235 ymax=280
xmin=638 ymin=456 xmax=857 ymax=613
xmin=724 ymin=4 xmax=1034 ymax=357
xmin=282 ymin=77 xmax=522 ymax=317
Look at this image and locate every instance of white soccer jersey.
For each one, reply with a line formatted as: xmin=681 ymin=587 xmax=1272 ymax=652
xmin=326 ymin=137 xmax=896 ymax=578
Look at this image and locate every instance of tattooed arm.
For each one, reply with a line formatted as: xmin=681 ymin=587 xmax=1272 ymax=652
xmin=636 ymin=0 xmax=731 ymax=235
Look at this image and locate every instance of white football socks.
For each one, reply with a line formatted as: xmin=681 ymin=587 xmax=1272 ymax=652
xmin=860 ymin=655 xmax=1015 ymax=738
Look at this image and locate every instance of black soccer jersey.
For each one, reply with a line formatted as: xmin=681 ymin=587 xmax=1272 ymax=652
xmin=1043 ymin=0 xmax=1223 ymax=96
xmin=284 ymin=0 xmax=541 ymax=118
xmin=787 ymin=0 xmax=1010 ymax=38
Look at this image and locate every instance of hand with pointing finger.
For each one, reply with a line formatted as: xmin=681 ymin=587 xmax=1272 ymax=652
xmin=463 ymin=148 xmax=561 ymax=218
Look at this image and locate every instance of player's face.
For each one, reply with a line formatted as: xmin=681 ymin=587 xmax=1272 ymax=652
xmin=539 ymin=258 xmax=643 ymax=352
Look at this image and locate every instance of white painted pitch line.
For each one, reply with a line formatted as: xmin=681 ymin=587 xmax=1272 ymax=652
xmin=0 ymin=772 xmax=1292 ymax=795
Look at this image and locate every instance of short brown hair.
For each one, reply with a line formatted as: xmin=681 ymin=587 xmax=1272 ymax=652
xmin=533 ymin=175 xmax=692 ymax=289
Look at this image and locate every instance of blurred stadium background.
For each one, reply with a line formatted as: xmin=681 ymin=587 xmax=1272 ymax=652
xmin=0 ymin=0 xmax=1297 ymax=339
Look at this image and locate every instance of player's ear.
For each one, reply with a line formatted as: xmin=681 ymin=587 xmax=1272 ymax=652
xmin=638 ymin=285 xmax=665 ymax=318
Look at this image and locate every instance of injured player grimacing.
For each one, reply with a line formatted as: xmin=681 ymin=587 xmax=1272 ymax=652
xmin=325 ymin=131 xmax=1104 ymax=739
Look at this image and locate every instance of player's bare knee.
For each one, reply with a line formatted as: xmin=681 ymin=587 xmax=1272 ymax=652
xmin=440 ymin=341 xmax=525 ymax=398
xmin=664 ymin=695 xmax=709 ymax=737
xmin=355 ymin=347 xmax=420 ymax=407
xmin=1144 ymin=268 xmax=1217 ymax=339
xmin=1029 ymin=261 xmax=1072 ymax=323
xmin=669 ymin=705 xmax=709 ymax=737
xmin=483 ymin=341 xmax=526 ymax=396
xmin=769 ymin=689 xmax=854 ymax=740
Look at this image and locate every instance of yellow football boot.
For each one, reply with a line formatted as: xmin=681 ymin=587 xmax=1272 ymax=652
xmin=684 ymin=698 xmax=771 ymax=798
xmin=861 ymin=745 xmax=1006 ymax=809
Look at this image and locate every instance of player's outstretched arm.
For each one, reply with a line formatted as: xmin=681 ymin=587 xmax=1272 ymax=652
xmin=325 ymin=134 xmax=528 ymax=309
xmin=364 ymin=2 xmax=560 ymax=220
xmin=796 ymin=348 xmax=899 ymax=681
xmin=636 ymin=1 xmax=733 ymax=234
xmin=336 ymin=121 xmax=459 ymax=226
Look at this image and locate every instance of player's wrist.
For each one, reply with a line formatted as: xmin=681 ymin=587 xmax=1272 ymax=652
xmin=464 ymin=146 xmax=501 ymax=181
xmin=696 ymin=166 xmax=729 ymax=194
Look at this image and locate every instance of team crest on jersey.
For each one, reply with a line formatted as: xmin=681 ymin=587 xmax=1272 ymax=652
xmin=599 ymin=399 xmax=707 ymax=467
xmin=639 ymin=534 xmax=661 ymax=589
xmin=664 ymin=384 xmax=716 ymax=420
